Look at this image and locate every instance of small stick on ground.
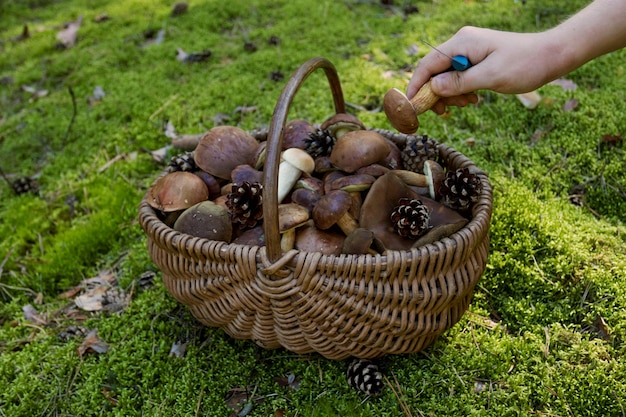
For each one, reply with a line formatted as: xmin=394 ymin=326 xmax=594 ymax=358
xmin=63 ymin=86 xmax=77 ymax=144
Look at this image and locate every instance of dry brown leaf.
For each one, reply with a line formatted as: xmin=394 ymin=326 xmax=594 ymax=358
xmin=601 ymin=134 xmax=624 ymax=147
xmin=516 ymin=91 xmax=542 ymax=109
xmin=562 ymin=98 xmax=579 ymax=112
xmin=22 ymin=304 xmax=48 ymax=325
xmin=77 ymin=329 xmax=108 ymax=356
xmin=56 ymin=16 xmax=83 ymax=48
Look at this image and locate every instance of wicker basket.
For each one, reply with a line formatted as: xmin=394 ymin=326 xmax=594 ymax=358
xmin=138 ymin=57 xmax=493 ymax=360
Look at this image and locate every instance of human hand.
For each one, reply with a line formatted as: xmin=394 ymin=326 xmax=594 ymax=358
xmin=407 ymin=26 xmax=559 ymax=114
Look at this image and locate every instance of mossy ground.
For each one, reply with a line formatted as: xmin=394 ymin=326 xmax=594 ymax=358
xmin=1 ymin=0 xmax=625 ymax=415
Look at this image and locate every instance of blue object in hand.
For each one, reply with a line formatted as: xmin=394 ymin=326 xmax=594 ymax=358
xmin=451 ymin=55 xmax=472 ymax=71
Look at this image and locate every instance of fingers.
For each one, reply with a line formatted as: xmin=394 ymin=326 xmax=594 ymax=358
xmin=406 ymin=50 xmax=455 ymax=99
xmin=430 ymin=93 xmax=479 ymax=115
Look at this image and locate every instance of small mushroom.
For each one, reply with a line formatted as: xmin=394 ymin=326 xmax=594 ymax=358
xmin=148 ymin=171 xmax=209 ymax=226
xmin=342 ymin=228 xmax=377 ymax=255
xmin=232 ymin=224 xmax=265 ymax=246
xmin=231 ymin=164 xmax=263 ymax=185
xmin=290 ymin=188 xmax=321 ymax=213
xmin=283 ymin=119 xmax=315 ymax=150
xmin=383 ymin=83 xmax=439 ymax=134
xmin=320 ymin=113 xmax=365 ymax=139
xmin=312 ymin=189 xmax=358 ymax=236
xmin=278 ymin=203 xmax=310 ymax=251
xmin=173 ymin=200 xmax=232 ymax=242
xmin=295 ymin=225 xmax=345 ymax=255
xmin=329 ymin=173 xmax=376 ymax=193
xmin=277 ymin=148 xmax=315 ymax=203
xmin=329 ymin=130 xmax=390 ymax=173
xmin=194 ymin=126 xmax=260 ymax=180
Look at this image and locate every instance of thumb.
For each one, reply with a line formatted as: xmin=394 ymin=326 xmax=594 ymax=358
xmin=430 ymin=71 xmax=474 ymax=97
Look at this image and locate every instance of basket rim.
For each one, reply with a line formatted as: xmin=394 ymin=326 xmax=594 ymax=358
xmin=138 ymin=131 xmax=493 ymax=269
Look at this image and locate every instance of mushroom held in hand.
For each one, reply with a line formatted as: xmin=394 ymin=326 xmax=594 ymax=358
xmin=277 ymin=148 xmax=315 ymax=203
xmin=194 ymin=126 xmax=260 ymax=180
xmin=383 ymin=82 xmax=439 ymax=134
xmin=173 ymin=200 xmax=232 ymax=242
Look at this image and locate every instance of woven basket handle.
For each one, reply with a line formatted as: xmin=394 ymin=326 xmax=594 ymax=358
xmin=262 ymin=57 xmax=346 ymax=262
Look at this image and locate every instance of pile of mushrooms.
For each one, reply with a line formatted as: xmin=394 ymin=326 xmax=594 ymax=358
xmin=147 ymin=114 xmax=473 ymax=256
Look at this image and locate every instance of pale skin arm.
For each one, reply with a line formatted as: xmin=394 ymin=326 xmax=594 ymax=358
xmin=407 ymin=0 xmax=626 ymax=114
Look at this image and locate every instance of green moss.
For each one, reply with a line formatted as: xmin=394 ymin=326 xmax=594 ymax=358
xmin=1 ymin=0 xmax=626 ymax=415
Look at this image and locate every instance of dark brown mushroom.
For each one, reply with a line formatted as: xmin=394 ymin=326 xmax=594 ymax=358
xmin=283 ymin=119 xmax=315 ymax=150
xmin=295 ymin=225 xmax=345 ymax=255
xmin=329 ymin=130 xmax=390 ymax=173
xmin=320 ymin=113 xmax=365 ymax=139
xmin=173 ymin=201 xmax=232 ymax=242
xmin=278 ymin=203 xmax=310 ymax=251
xmin=312 ymin=189 xmax=358 ymax=235
xmin=148 ymin=171 xmax=209 ymax=226
xmin=194 ymin=126 xmax=260 ymax=180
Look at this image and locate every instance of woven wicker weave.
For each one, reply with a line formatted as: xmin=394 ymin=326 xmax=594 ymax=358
xmin=138 ymin=57 xmax=493 ymax=360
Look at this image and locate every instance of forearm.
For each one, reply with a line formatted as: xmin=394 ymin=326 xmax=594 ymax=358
xmin=546 ymin=0 xmax=626 ymax=79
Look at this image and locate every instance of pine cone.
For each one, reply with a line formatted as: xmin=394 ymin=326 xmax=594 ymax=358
xmin=226 ymin=181 xmax=263 ymax=229
xmin=439 ymin=168 xmax=482 ymax=211
xmin=346 ymin=358 xmax=384 ymax=396
xmin=11 ymin=176 xmax=39 ymax=196
xmin=168 ymin=151 xmax=197 ymax=172
xmin=390 ymin=198 xmax=430 ymax=238
xmin=401 ymin=134 xmax=438 ymax=173
xmin=305 ymin=128 xmax=336 ymax=158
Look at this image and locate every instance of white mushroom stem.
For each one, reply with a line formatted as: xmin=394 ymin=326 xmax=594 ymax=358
xmin=277 ymin=148 xmax=315 ymax=203
xmin=277 ymin=161 xmax=302 ymax=203
xmin=281 ymin=228 xmax=296 ymax=252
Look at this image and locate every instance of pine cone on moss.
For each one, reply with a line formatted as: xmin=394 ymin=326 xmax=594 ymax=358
xmin=305 ymin=128 xmax=336 ymax=158
xmin=401 ymin=134 xmax=438 ymax=173
xmin=390 ymin=198 xmax=430 ymax=239
xmin=346 ymin=358 xmax=384 ymax=396
xmin=11 ymin=176 xmax=39 ymax=196
xmin=167 ymin=151 xmax=197 ymax=173
xmin=226 ymin=181 xmax=263 ymax=229
xmin=439 ymin=168 xmax=482 ymax=211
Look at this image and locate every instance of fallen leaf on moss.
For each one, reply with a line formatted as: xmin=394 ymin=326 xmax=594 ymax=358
xmin=601 ymin=134 xmax=624 ymax=148
xmin=22 ymin=85 xmax=48 ymax=100
xmin=73 ymin=271 xmax=130 ymax=313
xmin=169 ymin=341 xmax=187 ymax=357
xmin=549 ymin=78 xmax=577 ymax=91
xmin=56 ymin=16 xmax=83 ymax=48
xmin=562 ymin=98 xmax=578 ymax=112
xmin=176 ymin=47 xmax=212 ymax=63
xmin=77 ymin=329 xmax=108 ymax=356
xmin=274 ymin=373 xmax=301 ymax=390
xmin=22 ymin=304 xmax=48 ymax=325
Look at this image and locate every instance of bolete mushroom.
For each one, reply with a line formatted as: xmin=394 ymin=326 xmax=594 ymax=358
xmin=278 ymin=203 xmax=310 ymax=251
xmin=295 ymin=225 xmax=345 ymax=256
xmin=312 ymin=189 xmax=358 ymax=236
xmin=194 ymin=126 xmax=260 ymax=180
xmin=173 ymin=200 xmax=232 ymax=242
xmin=383 ymin=82 xmax=439 ymax=134
xmin=277 ymin=148 xmax=315 ymax=203
xmin=329 ymin=130 xmax=390 ymax=173
xmin=283 ymin=119 xmax=315 ymax=150
xmin=320 ymin=113 xmax=365 ymax=139
xmin=423 ymin=160 xmax=445 ymax=200
xmin=148 ymin=171 xmax=209 ymax=226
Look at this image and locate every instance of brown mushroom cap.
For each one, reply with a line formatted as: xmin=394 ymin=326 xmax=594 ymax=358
xmin=283 ymin=119 xmax=315 ymax=150
xmin=383 ymin=88 xmax=419 ymax=134
xmin=148 ymin=171 xmax=209 ymax=212
xmin=173 ymin=201 xmax=232 ymax=242
xmin=320 ymin=113 xmax=365 ymax=139
xmin=194 ymin=126 xmax=259 ymax=180
xmin=329 ymin=130 xmax=390 ymax=173
xmin=278 ymin=203 xmax=310 ymax=232
xmin=295 ymin=225 xmax=345 ymax=255
xmin=312 ymin=189 xmax=352 ymax=230
xmin=342 ymin=228 xmax=375 ymax=255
